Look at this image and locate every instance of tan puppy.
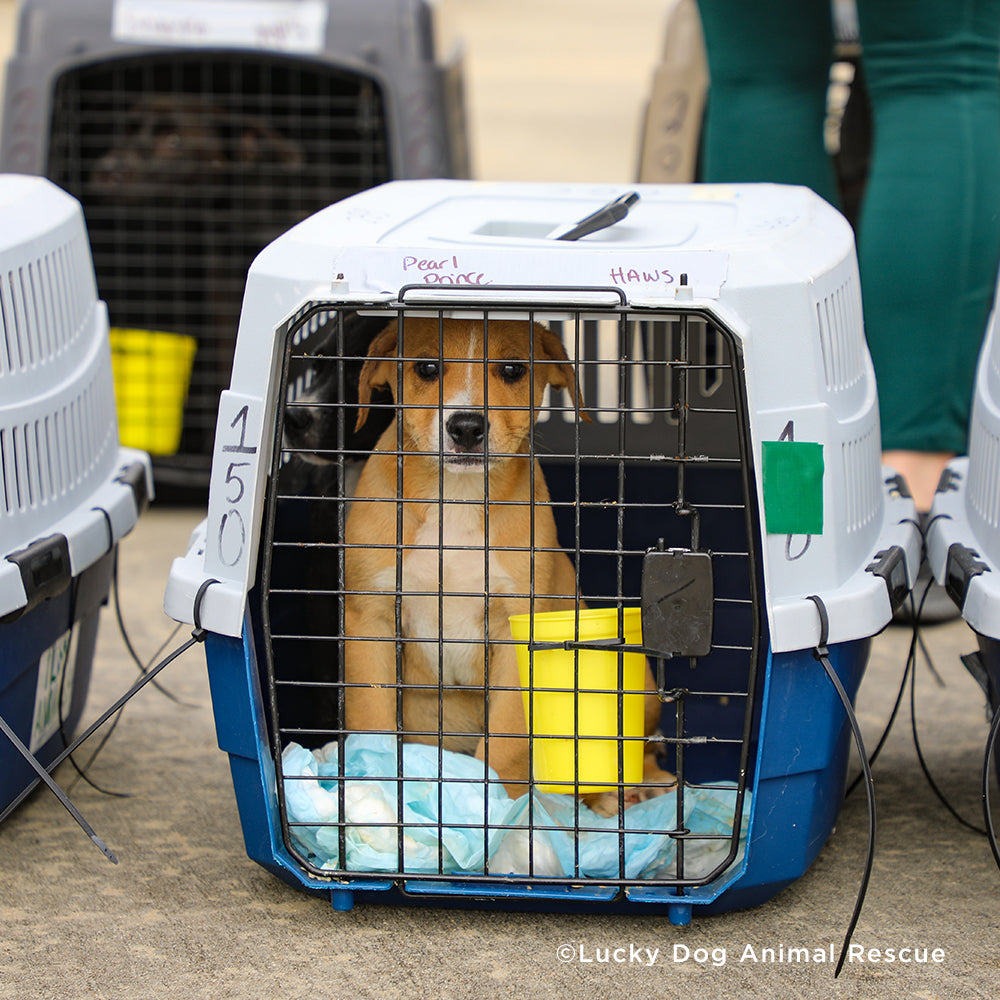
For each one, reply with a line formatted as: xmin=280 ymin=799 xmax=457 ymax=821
xmin=343 ymin=317 xmax=673 ymax=813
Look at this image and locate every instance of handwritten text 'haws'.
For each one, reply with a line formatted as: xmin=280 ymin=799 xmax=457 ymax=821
xmin=609 ymin=267 xmax=676 ymax=286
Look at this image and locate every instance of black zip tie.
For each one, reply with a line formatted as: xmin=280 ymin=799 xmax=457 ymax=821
xmin=922 ymin=511 xmax=950 ymax=535
xmin=0 ymin=711 xmax=118 ymax=864
xmin=983 ymin=706 xmax=1000 ymax=871
xmin=0 ymin=631 xmax=203 ymax=827
xmin=806 ymin=594 xmax=877 ymax=979
xmin=91 ymin=505 xmax=115 ymax=554
xmin=193 ymin=578 xmax=220 ymax=632
xmin=845 ymin=614 xmax=914 ymax=800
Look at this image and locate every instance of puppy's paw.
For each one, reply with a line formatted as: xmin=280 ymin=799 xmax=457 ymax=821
xmin=582 ymin=788 xmax=626 ymax=817
xmin=581 ymin=759 xmax=676 ymax=817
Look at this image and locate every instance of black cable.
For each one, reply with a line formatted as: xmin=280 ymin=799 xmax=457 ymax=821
xmin=806 ymin=595 xmax=877 ymax=979
xmin=66 ymin=620 xmax=186 ymax=797
xmin=112 ymin=549 xmax=194 ymax=706
xmin=908 ymin=629 xmax=988 ymax=837
xmin=53 ymin=544 xmax=193 ymax=798
xmin=983 ymin=707 xmax=1000 ymax=871
xmin=61 ymin=664 xmax=131 ymax=800
xmin=868 ymin=530 xmax=987 ymax=837
xmin=916 ymin=629 xmax=947 ymax=688
xmin=0 ymin=630 xmax=204 ymax=828
xmin=843 ymin=520 xmax=928 ymax=797
xmin=844 ymin=621 xmax=915 ymax=799
xmin=53 ymin=572 xmax=130 ymax=800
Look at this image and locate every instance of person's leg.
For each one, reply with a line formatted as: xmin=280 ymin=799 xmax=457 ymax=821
xmin=881 ymin=450 xmax=954 ymax=511
xmin=857 ymin=0 xmax=1000 ymax=509
xmin=696 ymin=0 xmax=838 ymax=203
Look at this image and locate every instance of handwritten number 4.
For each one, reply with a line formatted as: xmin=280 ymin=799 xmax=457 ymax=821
xmin=777 ymin=420 xmax=812 ymax=559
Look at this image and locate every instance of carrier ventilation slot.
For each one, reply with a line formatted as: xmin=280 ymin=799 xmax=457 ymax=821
xmin=0 ymin=365 xmax=117 ymax=517
xmin=841 ymin=427 xmax=882 ymax=533
xmin=815 ymin=280 xmax=865 ymax=394
xmin=968 ymin=423 xmax=1000 ymax=532
xmin=0 ymin=240 xmax=91 ymax=376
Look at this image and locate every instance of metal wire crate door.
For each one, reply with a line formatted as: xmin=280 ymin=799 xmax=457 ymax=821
xmin=263 ymin=303 xmax=762 ymax=895
xmin=46 ymin=54 xmax=391 ymax=475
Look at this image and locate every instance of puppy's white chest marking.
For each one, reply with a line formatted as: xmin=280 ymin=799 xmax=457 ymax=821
xmin=375 ymin=499 xmax=518 ymax=685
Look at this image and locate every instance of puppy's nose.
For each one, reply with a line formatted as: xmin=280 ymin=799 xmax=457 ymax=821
xmin=446 ymin=411 xmax=486 ymax=451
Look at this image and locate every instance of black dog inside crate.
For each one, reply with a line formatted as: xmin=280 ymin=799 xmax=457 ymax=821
xmin=46 ymin=53 xmax=391 ymax=470
xmin=261 ymin=304 xmax=762 ymax=884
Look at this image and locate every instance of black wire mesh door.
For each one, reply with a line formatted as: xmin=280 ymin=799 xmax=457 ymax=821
xmin=46 ymin=54 xmax=391 ymax=485
xmin=261 ymin=301 xmax=763 ymax=896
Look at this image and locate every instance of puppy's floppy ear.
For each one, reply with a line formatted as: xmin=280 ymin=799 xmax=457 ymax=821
xmin=355 ymin=323 xmax=399 ymax=430
xmin=536 ymin=325 xmax=592 ymax=423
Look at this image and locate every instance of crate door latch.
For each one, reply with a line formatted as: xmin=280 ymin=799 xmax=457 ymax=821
xmin=640 ymin=546 xmax=714 ymax=659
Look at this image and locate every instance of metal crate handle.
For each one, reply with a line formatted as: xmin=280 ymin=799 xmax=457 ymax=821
xmin=396 ymin=283 xmax=627 ymax=309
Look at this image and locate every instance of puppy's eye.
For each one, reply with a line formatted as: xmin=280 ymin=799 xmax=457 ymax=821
xmin=498 ymin=362 xmax=527 ymax=383
xmin=414 ymin=360 xmax=440 ymax=381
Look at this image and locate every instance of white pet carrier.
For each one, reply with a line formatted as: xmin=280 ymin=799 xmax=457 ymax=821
xmin=927 ymin=294 xmax=1000 ymax=637
xmin=0 ymin=0 xmax=468 ymax=489
xmin=927 ymin=285 xmax=1000 ymax=792
xmin=165 ymin=180 xmax=919 ymax=921
xmin=0 ymin=173 xmax=152 ymax=813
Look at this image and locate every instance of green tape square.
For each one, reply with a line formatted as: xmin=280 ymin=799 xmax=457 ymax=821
xmin=762 ymin=440 xmax=824 ymax=535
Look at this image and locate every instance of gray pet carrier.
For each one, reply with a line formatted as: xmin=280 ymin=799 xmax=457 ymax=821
xmin=0 ymin=0 xmax=468 ymax=491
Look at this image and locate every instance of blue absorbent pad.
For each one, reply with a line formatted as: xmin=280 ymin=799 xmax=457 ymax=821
xmin=282 ymin=735 xmax=748 ymax=880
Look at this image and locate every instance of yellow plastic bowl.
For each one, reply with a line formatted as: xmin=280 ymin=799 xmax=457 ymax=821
xmin=109 ymin=328 xmax=197 ymax=455
xmin=509 ymin=607 xmax=646 ymax=794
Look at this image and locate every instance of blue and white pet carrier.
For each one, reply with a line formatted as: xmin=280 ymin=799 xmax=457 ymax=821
xmin=166 ymin=180 xmax=918 ymax=921
xmin=0 ymin=174 xmax=152 ymax=814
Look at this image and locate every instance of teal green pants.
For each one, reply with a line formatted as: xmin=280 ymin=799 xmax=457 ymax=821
xmin=696 ymin=0 xmax=1000 ymax=454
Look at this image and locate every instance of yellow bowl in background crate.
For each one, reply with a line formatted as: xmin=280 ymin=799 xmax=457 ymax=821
xmin=109 ymin=328 xmax=197 ymax=456
xmin=509 ymin=606 xmax=647 ymax=794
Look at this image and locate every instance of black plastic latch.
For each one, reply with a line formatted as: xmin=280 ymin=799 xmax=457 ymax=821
xmin=936 ymin=466 xmax=962 ymax=495
xmin=115 ymin=460 xmax=151 ymax=515
xmin=865 ymin=545 xmax=909 ymax=613
xmin=944 ymin=542 xmax=988 ymax=610
xmin=885 ymin=472 xmax=911 ymax=499
xmin=3 ymin=533 xmax=72 ymax=621
xmin=641 ymin=547 xmax=714 ymax=659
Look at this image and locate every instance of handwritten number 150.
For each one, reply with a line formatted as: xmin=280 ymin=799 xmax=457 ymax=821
xmin=218 ymin=405 xmax=258 ymax=568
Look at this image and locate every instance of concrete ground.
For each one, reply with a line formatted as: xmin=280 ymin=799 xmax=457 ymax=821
xmin=1 ymin=1 xmax=999 ymax=998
